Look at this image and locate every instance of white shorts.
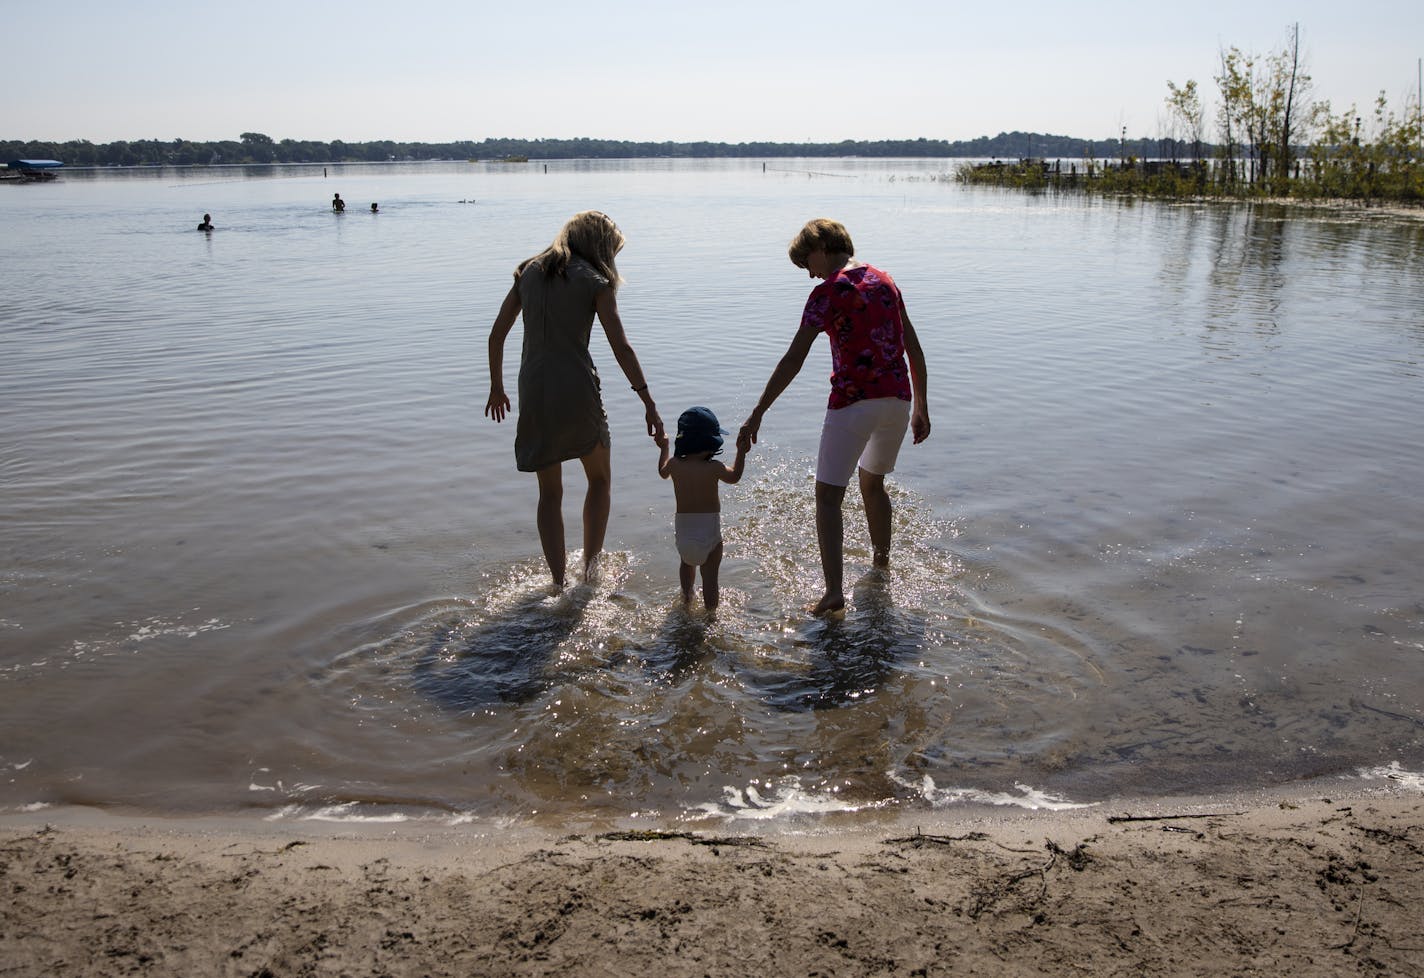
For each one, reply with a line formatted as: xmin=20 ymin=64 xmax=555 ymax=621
xmin=675 ymin=512 xmax=722 ymax=566
xmin=816 ymin=397 xmax=912 ymax=488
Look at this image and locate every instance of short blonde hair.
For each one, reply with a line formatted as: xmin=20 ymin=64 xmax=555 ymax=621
xmin=788 ymin=218 xmax=855 ymax=267
xmin=519 ymin=210 xmax=626 ymax=288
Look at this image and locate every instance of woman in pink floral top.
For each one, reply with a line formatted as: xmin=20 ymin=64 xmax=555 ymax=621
xmin=741 ymin=218 xmax=931 ymax=615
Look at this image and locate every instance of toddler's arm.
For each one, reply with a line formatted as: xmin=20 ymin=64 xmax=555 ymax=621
xmin=655 ymin=431 xmax=671 ymax=479
xmin=721 ymin=429 xmax=752 ymax=484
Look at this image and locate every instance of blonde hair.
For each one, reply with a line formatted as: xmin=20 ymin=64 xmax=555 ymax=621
xmin=518 ymin=210 xmax=626 ymax=288
xmin=788 ymin=218 xmax=855 ymax=268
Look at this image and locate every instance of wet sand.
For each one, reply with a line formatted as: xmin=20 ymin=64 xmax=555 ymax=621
xmin=4 ymin=786 xmax=1423 ymax=977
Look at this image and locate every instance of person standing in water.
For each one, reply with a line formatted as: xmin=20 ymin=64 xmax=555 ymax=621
xmin=740 ymin=218 xmax=931 ymax=615
xmin=485 ymin=211 xmax=664 ymax=589
xmin=655 ymin=406 xmax=751 ymax=612
xmin=332 ymin=193 xmax=345 ymax=212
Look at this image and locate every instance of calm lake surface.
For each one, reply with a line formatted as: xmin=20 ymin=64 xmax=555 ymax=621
xmin=3 ymin=159 xmax=1423 ymax=827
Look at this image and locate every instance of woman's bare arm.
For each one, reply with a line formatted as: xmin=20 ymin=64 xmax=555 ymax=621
xmin=485 ymin=282 xmax=521 ymax=422
xmin=740 ymin=325 xmax=819 ymax=444
xmin=900 ymin=305 xmax=931 ymax=444
xmin=595 ymin=288 xmax=663 ymax=438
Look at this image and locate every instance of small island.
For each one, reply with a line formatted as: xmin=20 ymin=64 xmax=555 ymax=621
xmin=959 ymin=27 xmax=1423 ymax=208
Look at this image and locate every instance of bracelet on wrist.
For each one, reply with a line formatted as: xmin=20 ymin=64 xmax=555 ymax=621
xmin=632 ymin=383 xmax=648 ymax=393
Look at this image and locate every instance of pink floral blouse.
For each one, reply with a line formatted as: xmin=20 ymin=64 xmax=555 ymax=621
xmin=800 ymin=264 xmax=913 ymax=409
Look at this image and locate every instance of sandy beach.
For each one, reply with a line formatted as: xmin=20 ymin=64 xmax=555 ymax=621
xmin=4 ymin=785 xmax=1423 ymax=977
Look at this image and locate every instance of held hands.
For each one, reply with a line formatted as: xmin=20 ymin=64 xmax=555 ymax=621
xmin=738 ymin=413 xmax=761 ymax=447
xmin=485 ymin=389 xmax=511 ymax=423
xmin=735 ymin=428 xmax=753 ymax=454
xmin=654 ymin=430 xmax=669 ymax=450
xmin=645 ymin=404 xmax=665 ymax=441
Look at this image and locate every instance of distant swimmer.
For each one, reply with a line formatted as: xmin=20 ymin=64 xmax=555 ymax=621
xmin=332 ymin=193 xmax=345 ymax=212
xmin=197 ymin=213 xmax=214 ymax=231
xmin=370 ymin=202 xmax=378 ymax=213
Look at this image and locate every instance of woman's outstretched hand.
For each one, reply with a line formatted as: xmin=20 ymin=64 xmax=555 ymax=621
xmin=645 ymin=404 xmax=664 ymax=440
xmin=485 ymin=389 xmax=511 ymax=423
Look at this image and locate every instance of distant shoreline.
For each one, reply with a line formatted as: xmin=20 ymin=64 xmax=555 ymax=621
xmin=2 ymin=131 xmax=1169 ymax=168
xmin=36 ymin=159 xmax=1424 ymax=217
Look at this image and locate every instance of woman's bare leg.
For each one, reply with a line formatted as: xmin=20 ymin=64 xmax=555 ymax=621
xmin=812 ymin=480 xmax=847 ymax=614
xmin=535 ymin=464 xmax=566 ymax=589
xmin=578 ymin=442 xmax=612 ymax=580
xmin=859 ymin=468 xmax=893 ymax=568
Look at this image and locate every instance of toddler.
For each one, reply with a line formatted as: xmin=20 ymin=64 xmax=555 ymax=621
xmin=655 ymin=406 xmax=750 ymax=610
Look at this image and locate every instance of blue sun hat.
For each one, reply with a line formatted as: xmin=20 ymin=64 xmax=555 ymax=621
xmin=674 ymin=405 xmax=727 ymax=457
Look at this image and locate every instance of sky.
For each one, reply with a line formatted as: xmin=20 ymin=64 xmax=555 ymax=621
xmin=5 ymin=0 xmax=1421 ymax=145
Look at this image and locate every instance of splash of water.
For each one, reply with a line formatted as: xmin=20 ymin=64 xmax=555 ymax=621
xmin=889 ymin=770 xmax=1093 ymax=811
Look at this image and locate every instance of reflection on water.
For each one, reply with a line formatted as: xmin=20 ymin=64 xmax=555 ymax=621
xmin=2 ymin=162 xmax=1423 ymax=824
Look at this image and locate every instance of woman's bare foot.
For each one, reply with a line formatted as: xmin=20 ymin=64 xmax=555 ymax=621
xmin=809 ymin=591 xmax=846 ymax=616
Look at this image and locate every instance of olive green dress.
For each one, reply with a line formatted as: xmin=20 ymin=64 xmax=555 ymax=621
xmin=514 ymin=257 xmax=613 ymax=472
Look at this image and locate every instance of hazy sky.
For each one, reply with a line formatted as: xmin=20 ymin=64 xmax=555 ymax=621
xmin=7 ymin=0 xmax=1421 ymax=144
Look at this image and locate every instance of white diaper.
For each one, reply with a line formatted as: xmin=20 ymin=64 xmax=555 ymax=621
xmin=675 ymin=512 xmax=722 ymax=566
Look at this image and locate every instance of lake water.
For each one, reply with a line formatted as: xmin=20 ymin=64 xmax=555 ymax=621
xmin=3 ymin=159 xmax=1423 ymax=828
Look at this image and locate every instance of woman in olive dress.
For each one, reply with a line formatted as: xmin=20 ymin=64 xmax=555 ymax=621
xmin=485 ymin=211 xmax=663 ymax=589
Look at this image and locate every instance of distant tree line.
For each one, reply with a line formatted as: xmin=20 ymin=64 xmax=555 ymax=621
xmin=3 ymin=130 xmax=1150 ymax=167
